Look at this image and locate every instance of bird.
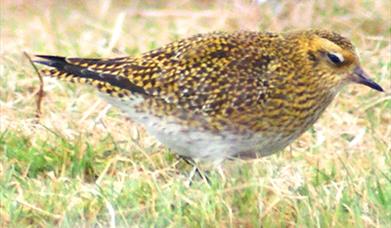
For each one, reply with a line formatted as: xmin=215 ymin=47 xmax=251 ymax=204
xmin=34 ymin=29 xmax=384 ymax=166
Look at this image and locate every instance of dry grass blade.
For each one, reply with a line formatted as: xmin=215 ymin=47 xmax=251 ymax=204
xmin=16 ymin=199 xmax=62 ymax=220
xmin=23 ymin=51 xmax=45 ymax=121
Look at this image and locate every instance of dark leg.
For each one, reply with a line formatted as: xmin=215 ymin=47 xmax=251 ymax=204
xmin=179 ymin=156 xmax=211 ymax=186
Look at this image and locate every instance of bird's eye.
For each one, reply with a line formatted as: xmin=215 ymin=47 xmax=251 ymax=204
xmin=327 ymin=52 xmax=344 ymax=65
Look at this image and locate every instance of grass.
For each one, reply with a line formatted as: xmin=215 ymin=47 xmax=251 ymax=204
xmin=1 ymin=0 xmax=390 ymax=227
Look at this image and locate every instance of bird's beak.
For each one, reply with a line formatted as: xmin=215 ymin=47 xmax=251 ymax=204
xmin=350 ymin=66 xmax=384 ymax=92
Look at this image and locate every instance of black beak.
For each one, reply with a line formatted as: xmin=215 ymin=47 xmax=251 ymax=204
xmin=353 ymin=67 xmax=384 ymax=92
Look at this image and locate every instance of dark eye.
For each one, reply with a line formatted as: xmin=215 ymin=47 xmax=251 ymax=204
xmin=327 ymin=52 xmax=344 ymax=65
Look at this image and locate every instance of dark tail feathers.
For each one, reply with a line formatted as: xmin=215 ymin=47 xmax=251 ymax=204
xmin=34 ymin=55 xmax=147 ymax=95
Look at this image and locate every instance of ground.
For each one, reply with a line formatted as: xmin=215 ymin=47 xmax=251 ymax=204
xmin=1 ymin=0 xmax=390 ymax=227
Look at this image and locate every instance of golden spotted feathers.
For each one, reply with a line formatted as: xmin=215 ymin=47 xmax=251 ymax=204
xmin=35 ymin=30 xmax=363 ymax=133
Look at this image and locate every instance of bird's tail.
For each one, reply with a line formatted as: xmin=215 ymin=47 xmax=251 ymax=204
xmin=33 ymin=55 xmax=146 ymax=98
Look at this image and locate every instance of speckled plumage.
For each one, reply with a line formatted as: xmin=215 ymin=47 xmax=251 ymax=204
xmin=35 ymin=30 xmax=383 ymax=163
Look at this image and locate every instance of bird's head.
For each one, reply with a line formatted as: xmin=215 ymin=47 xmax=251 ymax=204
xmin=299 ymin=30 xmax=383 ymax=92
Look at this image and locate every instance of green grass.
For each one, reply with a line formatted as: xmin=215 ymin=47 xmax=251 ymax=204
xmin=1 ymin=0 xmax=390 ymax=227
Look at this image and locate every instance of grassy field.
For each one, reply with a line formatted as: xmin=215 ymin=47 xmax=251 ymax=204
xmin=1 ymin=0 xmax=390 ymax=227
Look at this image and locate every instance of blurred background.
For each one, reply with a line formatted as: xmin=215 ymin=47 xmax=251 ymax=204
xmin=1 ymin=0 xmax=390 ymax=227
xmin=2 ymin=0 xmax=390 ymax=56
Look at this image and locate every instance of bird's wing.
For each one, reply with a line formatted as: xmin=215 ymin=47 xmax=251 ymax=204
xmin=35 ymin=31 xmax=280 ymax=117
xmin=121 ymin=31 xmax=278 ymax=116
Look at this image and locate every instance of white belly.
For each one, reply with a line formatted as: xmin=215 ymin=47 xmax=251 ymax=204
xmin=101 ymin=94 xmax=297 ymax=163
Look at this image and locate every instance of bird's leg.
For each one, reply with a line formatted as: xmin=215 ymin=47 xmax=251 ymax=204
xmin=186 ymin=165 xmax=198 ymax=187
xmin=197 ymin=168 xmax=211 ymax=186
xmin=180 ymin=156 xmax=210 ymax=186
